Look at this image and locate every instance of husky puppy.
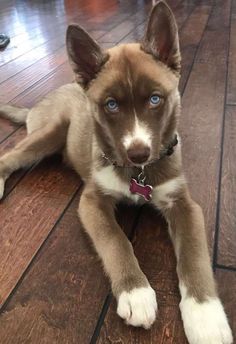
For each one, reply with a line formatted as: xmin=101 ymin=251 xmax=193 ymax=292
xmin=0 ymin=2 xmax=233 ymax=343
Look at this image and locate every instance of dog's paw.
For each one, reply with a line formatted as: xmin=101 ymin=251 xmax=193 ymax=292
xmin=117 ymin=286 xmax=157 ymax=329
xmin=180 ymin=296 xmax=233 ymax=344
xmin=0 ymin=178 xmax=5 ymax=200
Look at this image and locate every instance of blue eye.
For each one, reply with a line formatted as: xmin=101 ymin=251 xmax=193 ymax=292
xmin=106 ymin=98 xmax=119 ymax=112
xmin=150 ymin=94 xmax=160 ymax=106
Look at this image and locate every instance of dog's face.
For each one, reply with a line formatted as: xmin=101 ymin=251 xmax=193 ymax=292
xmin=67 ymin=1 xmax=181 ymax=167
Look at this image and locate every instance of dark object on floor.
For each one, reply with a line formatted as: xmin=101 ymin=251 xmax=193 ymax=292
xmin=0 ymin=34 xmax=10 ymax=48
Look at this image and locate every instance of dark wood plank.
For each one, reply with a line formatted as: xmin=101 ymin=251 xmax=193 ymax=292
xmin=12 ymin=62 xmax=74 ymax=107
xmin=0 ymin=38 xmax=64 ymax=84
xmin=0 ymin=47 xmax=67 ymax=104
xmin=0 ymin=0 xmax=115 ymax=38
xmin=119 ymin=0 xmax=197 ymax=44
xmin=227 ymin=0 xmax=236 ymax=105
xmin=120 ymin=22 xmax=146 ymax=44
xmin=0 ymin=158 xmax=80 ymax=308
xmin=169 ymin=0 xmax=198 ymax=29
xmin=0 ymin=199 xmax=140 ymax=343
xmin=0 ymin=0 xmax=137 ymax=69
xmin=99 ymin=8 xmax=148 ymax=43
xmin=179 ymin=4 xmax=212 ymax=93
xmin=0 ymin=0 xmax=117 ymax=69
xmin=217 ymin=105 xmax=236 ymax=267
xmin=180 ymin=0 xmax=230 ymax=248
xmin=83 ymin=0 xmax=151 ymax=32
xmin=0 ymin=118 xmax=19 ymax=144
xmin=0 ymin=26 xmax=65 ymax=68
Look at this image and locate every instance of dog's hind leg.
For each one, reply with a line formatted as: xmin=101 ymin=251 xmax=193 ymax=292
xmin=0 ymin=119 xmax=69 ymax=199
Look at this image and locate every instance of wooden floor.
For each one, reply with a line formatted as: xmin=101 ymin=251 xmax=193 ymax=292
xmin=0 ymin=0 xmax=235 ymax=343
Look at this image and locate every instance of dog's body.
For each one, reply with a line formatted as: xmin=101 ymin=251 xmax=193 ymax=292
xmin=0 ymin=2 xmax=233 ymax=343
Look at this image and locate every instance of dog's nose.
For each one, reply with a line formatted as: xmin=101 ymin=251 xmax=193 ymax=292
xmin=127 ymin=145 xmax=150 ymax=164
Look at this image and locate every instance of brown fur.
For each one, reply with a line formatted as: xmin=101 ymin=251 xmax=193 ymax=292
xmin=162 ymin=187 xmax=217 ymax=301
xmin=0 ymin=1 xmax=232 ymax=341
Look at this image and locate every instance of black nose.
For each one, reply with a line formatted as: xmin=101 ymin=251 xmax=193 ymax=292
xmin=127 ymin=146 xmax=150 ymax=164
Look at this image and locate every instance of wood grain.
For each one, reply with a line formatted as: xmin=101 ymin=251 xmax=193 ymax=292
xmin=0 ymin=27 xmax=65 ymax=68
xmin=119 ymin=0 xmax=196 ymax=44
xmin=0 ymin=37 xmax=64 ymax=84
xmin=180 ymin=0 xmax=230 ymax=249
xmin=0 ymin=47 xmax=67 ymax=103
xmin=227 ymin=0 xmax=236 ymax=105
xmin=12 ymin=62 xmax=74 ymax=107
xmin=0 ymin=158 xmax=80 ymax=308
xmin=179 ymin=4 xmax=211 ymax=93
xmin=99 ymin=8 xmax=148 ymax=43
xmin=217 ymin=106 xmax=236 ymax=267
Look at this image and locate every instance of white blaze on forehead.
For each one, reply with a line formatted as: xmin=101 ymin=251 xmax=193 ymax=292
xmin=122 ymin=116 xmax=152 ymax=149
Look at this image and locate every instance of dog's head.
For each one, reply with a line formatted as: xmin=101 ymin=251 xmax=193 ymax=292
xmin=67 ymin=1 xmax=181 ymax=167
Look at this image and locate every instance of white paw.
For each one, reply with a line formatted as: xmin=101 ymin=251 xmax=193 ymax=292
xmin=0 ymin=178 xmax=5 ymax=200
xmin=180 ymin=296 xmax=233 ymax=344
xmin=117 ymin=286 xmax=157 ymax=329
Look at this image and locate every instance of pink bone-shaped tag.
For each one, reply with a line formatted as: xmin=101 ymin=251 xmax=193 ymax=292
xmin=129 ymin=178 xmax=153 ymax=201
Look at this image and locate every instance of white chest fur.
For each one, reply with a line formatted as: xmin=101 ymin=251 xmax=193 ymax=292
xmin=93 ymin=165 xmax=185 ymax=206
xmin=93 ymin=165 xmax=141 ymax=202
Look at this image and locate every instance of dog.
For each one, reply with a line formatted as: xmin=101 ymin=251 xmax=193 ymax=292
xmin=0 ymin=1 xmax=233 ymax=343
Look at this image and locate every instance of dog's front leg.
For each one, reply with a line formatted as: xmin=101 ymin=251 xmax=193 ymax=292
xmin=78 ymin=184 xmax=157 ymax=329
xmin=155 ymin=184 xmax=233 ymax=344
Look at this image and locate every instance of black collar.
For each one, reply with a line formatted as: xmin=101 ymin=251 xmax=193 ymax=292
xmin=102 ymin=134 xmax=178 ymax=168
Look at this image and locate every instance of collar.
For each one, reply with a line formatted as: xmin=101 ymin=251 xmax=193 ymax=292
xmin=101 ymin=134 xmax=178 ymax=168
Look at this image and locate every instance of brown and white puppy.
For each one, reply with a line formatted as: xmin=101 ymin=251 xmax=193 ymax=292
xmin=0 ymin=1 xmax=233 ymax=343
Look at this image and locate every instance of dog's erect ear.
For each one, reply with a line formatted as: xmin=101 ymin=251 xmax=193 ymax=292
xmin=141 ymin=1 xmax=181 ymax=72
xmin=66 ymin=25 xmax=108 ymax=87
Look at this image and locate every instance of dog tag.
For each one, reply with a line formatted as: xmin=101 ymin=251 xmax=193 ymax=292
xmin=129 ymin=178 xmax=153 ymax=201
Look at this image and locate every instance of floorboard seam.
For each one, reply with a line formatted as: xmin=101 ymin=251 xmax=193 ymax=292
xmin=0 ymin=43 xmax=65 ymax=86
xmin=0 ymin=125 xmax=21 ymax=145
xmin=0 ymin=184 xmax=82 ymax=314
xmin=90 ymin=293 xmax=113 ymax=344
xmin=181 ymin=0 xmax=216 ymax=96
xmin=215 ymin=264 xmax=236 ymax=272
xmin=226 ymin=102 xmax=236 ymax=106
xmin=0 ymin=1 xmax=118 ymax=69
xmin=0 ymin=32 xmax=64 ymax=70
xmin=89 ymin=206 xmax=145 ymax=343
xmin=116 ymin=19 xmax=146 ymax=44
xmin=2 ymin=164 xmax=35 ymax=201
xmin=9 ymin=60 xmax=69 ymax=104
xmin=212 ymin=0 xmax=233 ymax=271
